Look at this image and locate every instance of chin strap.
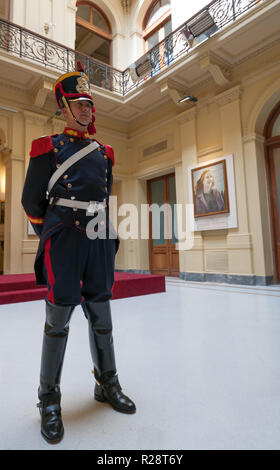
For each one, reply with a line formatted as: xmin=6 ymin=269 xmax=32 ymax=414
xmin=62 ymin=96 xmax=93 ymax=130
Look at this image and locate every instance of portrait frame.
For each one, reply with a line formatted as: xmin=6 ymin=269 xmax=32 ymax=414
xmin=191 ymin=159 xmax=230 ymax=218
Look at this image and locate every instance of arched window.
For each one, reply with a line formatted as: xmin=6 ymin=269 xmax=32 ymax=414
xmin=0 ymin=0 xmax=10 ymax=19
xmin=75 ymin=1 xmax=112 ymax=65
xmin=143 ymin=0 xmax=172 ymax=53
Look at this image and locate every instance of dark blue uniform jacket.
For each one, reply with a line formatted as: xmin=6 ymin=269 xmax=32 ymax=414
xmin=21 ymin=129 xmax=116 ymax=285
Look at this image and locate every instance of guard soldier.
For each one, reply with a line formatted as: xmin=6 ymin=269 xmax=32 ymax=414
xmin=21 ymin=63 xmax=136 ymax=445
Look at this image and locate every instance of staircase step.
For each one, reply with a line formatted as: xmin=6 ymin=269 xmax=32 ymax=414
xmin=0 ymin=273 xmax=166 ymax=305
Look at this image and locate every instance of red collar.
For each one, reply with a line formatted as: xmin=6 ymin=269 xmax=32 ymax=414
xmin=63 ymin=127 xmax=90 ymax=140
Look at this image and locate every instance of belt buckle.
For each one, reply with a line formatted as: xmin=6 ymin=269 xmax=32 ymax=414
xmin=86 ymin=201 xmax=97 ymax=216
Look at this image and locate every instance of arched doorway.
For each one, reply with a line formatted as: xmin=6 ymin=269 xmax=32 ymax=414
xmin=265 ymin=102 xmax=280 ymax=281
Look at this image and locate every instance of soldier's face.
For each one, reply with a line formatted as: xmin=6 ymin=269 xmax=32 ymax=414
xmin=70 ymin=101 xmax=92 ymax=126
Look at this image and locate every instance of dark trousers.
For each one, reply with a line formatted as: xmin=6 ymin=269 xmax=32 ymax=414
xmin=43 ymin=227 xmax=117 ymax=305
xmin=39 ymin=227 xmax=117 ymax=399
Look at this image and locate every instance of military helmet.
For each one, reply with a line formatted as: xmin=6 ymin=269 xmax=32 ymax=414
xmin=53 ymin=62 xmax=94 ymax=109
xmin=53 ymin=62 xmax=96 ymax=135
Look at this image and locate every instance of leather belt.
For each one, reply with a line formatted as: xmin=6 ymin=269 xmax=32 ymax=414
xmin=49 ymin=197 xmax=106 ymax=215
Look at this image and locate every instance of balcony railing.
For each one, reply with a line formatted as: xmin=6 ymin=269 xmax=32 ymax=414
xmin=0 ymin=0 xmax=265 ymax=97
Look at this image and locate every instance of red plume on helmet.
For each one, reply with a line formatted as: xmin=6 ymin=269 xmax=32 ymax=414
xmin=76 ymin=61 xmax=85 ymax=73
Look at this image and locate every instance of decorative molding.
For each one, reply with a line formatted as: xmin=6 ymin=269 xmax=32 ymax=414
xmin=129 ymin=30 xmax=143 ymax=39
xmin=235 ymin=37 xmax=280 ymax=68
xmin=121 ymin=0 xmax=131 ymax=13
xmin=23 ymin=110 xmax=49 ymax=125
xmin=32 ymin=77 xmax=53 ymax=108
xmin=159 ymin=79 xmax=189 ymax=106
xmin=199 ymin=51 xmax=231 ymax=87
xmin=134 ymin=160 xmax=182 ymax=180
xmin=50 ymin=117 xmax=65 ymax=134
xmin=242 ymin=133 xmax=266 ymax=144
xmin=213 ymin=85 xmax=242 ymax=106
xmin=175 ymin=107 xmax=197 ymax=124
xmin=22 ymin=239 xmax=39 ymax=253
xmin=0 ymin=79 xmax=27 ymax=94
xmin=197 ymin=144 xmax=223 ymax=158
xmin=67 ymin=0 xmax=77 ymax=12
xmin=227 ymin=233 xmax=253 ymax=250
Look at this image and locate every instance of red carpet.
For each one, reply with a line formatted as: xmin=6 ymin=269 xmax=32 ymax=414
xmin=0 ymin=272 xmax=166 ymax=305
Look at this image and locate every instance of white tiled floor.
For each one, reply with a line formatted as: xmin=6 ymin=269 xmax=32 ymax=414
xmin=1 ymin=278 xmax=280 ymax=450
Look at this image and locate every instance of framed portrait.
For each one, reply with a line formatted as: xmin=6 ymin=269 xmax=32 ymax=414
xmin=191 ymin=159 xmax=230 ymax=218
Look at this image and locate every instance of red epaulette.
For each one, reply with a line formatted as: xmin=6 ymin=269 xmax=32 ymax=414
xmin=95 ymin=140 xmax=115 ymax=166
xmin=30 ymin=136 xmax=54 ymax=158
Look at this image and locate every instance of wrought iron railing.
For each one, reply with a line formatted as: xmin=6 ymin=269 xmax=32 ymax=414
xmin=0 ymin=0 xmax=265 ymax=96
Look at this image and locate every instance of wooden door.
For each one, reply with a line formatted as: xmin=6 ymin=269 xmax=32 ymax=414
xmin=147 ymin=174 xmax=179 ymax=276
xmin=267 ymin=145 xmax=280 ymax=281
xmin=265 ymin=103 xmax=280 ymax=281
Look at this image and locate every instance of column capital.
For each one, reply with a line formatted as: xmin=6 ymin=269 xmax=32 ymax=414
xmin=23 ymin=110 xmax=49 ymax=126
xmin=67 ymin=0 xmax=77 ymax=12
xmin=175 ymin=107 xmax=197 ymax=125
xmin=213 ymin=85 xmax=242 ymax=107
xmin=243 ymin=133 xmax=265 ymax=144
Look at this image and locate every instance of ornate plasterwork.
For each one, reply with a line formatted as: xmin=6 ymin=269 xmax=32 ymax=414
xmin=121 ymin=0 xmax=131 ymax=13
xmin=199 ymin=51 xmax=231 ymax=87
xmin=213 ymin=85 xmax=242 ymax=106
xmin=159 ymin=79 xmax=189 ymax=107
xmin=67 ymin=0 xmax=77 ymax=12
xmin=32 ymin=78 xmax=53 ymax=108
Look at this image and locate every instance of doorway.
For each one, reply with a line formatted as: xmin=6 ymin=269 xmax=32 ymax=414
xmin=147 ymin=173 xmax=179 ymax=276
xmin=265 ymin=102 xmax=280 ymax=281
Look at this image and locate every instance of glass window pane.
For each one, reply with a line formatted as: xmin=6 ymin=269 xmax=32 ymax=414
xmin=92 ymin=7 xmax=109 ymax=32
xmin=151 ymin=179 xmax=167 ymax=246
xmin=168 ymin=176 xmax=178 ymax=244
xmin=146 ymin=30 xmax=159 ymax=50
xmin=146 ymin=0 xmax=171 ymax=28
xmin=272 ymin=114 xmax=280 ymax=137
xmin=164 ymin=19 xmax=172 ymax=37
xmin=77 ymin=4 xmax=91 ymax=22
xmin=273 ymin=149 xmax=280 ymax=223
xmin=75 ymin=24 xmax=110 ymax=64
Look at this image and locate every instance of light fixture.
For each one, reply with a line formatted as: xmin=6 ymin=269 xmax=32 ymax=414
xmin=44 ymin=22 xmax=56 ymax=35
xmin=177 ymin=95 xmax=198 ymax=104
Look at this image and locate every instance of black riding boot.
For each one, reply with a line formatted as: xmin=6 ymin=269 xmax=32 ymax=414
xmin=82 ymin=300 xmax=136 ymax=414
xmin=37 ymin=299 xmax=75 ymax=444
